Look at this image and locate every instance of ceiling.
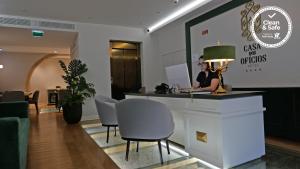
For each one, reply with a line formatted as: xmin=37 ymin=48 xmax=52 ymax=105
xmin=0 ymin=0 xmax=223 ymax=28
xmin=0 ymin=26 xmax=77 ymax=54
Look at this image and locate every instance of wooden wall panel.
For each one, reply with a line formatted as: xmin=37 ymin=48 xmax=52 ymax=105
xmin=234 ymin=88 xmax=300 ymax=141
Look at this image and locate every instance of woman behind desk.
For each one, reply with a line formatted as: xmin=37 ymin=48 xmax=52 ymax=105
xmin=193 ymin=56 xmax=219 ymax=92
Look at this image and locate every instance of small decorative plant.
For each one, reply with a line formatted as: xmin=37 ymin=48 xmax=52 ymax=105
xmin=59 ymin=59 xmax=96 ymax=123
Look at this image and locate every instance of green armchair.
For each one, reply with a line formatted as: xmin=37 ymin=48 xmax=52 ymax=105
xmin=0 ymin=101 xmax=30 ymax=169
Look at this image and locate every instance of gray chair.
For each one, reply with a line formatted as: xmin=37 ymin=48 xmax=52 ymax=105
xmin=95 ymin=95 xmax=119 ymax=143
xmin=2 ymin=91 xmax=25 ymax=102
xmin=115 ymin=98 xmax=174 ymax=164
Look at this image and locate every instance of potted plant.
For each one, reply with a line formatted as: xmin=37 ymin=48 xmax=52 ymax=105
xmin=59 ymin=59 xmax=96 ymax=124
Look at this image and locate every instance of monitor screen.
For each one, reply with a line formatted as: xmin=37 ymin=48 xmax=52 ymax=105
xmin=165 ymin=64 xmax=192 ymax=89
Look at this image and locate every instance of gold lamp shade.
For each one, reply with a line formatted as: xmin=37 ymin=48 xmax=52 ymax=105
xmin=203 ymin=45 xmax=235 ymax=62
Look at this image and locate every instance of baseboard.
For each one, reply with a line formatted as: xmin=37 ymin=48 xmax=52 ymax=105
xmin=81 ymin=114 xmax=99 ymax=121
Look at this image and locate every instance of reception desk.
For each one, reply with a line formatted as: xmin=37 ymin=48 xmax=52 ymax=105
xmin=126 ymin=91 xmax=265 ymax=169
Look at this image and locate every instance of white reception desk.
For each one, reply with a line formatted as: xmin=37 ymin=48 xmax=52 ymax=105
xmin=126 ymin=91 xmax=265 ymax=169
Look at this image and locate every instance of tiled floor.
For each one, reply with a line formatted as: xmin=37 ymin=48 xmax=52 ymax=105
xmin=82 ymin=122 xmax=300 ymax=169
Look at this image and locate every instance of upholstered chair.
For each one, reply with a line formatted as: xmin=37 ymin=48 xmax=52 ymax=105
xmin=94 ymin=95 xmax=119 ymax=143
xmin=115 ymin=98 xmax=174 ymax=164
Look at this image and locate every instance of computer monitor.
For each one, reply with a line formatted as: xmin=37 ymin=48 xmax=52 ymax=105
xmin=165 ymin=63 xmax=192 ymax=89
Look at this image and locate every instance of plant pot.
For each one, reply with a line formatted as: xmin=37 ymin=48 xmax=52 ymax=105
xmin=62 ymin=103 xmax=82 ymax=124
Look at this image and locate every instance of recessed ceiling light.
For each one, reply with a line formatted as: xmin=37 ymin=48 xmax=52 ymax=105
xmin=0 ymin=65 xmax=3 ymax=69
xmin=0 ymin=48 xmax=3 ymax=51
xmin=147 ymin=0 xmax=212 ymax=33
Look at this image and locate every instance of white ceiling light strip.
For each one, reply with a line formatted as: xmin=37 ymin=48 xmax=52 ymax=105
xmin=147 ymin=0 xmax=212 ymax=33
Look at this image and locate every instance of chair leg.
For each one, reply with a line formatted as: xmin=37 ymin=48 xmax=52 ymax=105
xmin=114 ymin=126 xmax=117 ymax=136
xmin=126 ymin=140 xmax=130 ymax=161
xmin=106 ymin=126 xmax=110 ymax=143
xmin=166 ymin=139 xmax=170 ymax=154
xmin=35 ymin=103 xmax=39 ymax=114
xmin=136 ymin=141 xmax=139 ymax=152
xmin=158 ymin=140 xmax=164 ymax=164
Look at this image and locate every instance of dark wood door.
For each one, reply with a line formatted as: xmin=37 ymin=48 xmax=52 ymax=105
xmin=110 ymin=42 xmax=141 ymax=100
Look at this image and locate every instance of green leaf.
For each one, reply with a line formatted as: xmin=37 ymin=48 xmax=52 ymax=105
xmin=59 ymin=59 xmax=96 ymax=105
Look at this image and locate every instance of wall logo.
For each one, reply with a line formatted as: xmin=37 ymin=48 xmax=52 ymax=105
xmin=250 ymin=6 xmax=293 ymax=48
xmin=241 ymin=1 xmax=262 ymax=41
xmin=241 ymin=42 xmax=267 ymax=73
xmin=240 ymin=1 xmax=267 ymax=73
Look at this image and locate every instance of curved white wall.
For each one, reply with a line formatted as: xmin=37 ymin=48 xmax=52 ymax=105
xmin=29 ymin=57 xmax=70 ymax=104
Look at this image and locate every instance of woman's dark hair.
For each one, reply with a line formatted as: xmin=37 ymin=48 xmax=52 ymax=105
xmin=199 ymin=55 xmax=214 ymax=71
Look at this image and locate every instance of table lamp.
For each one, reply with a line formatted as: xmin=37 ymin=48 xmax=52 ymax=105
xmin=203 ymin=44 xmax=235 ymax=93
